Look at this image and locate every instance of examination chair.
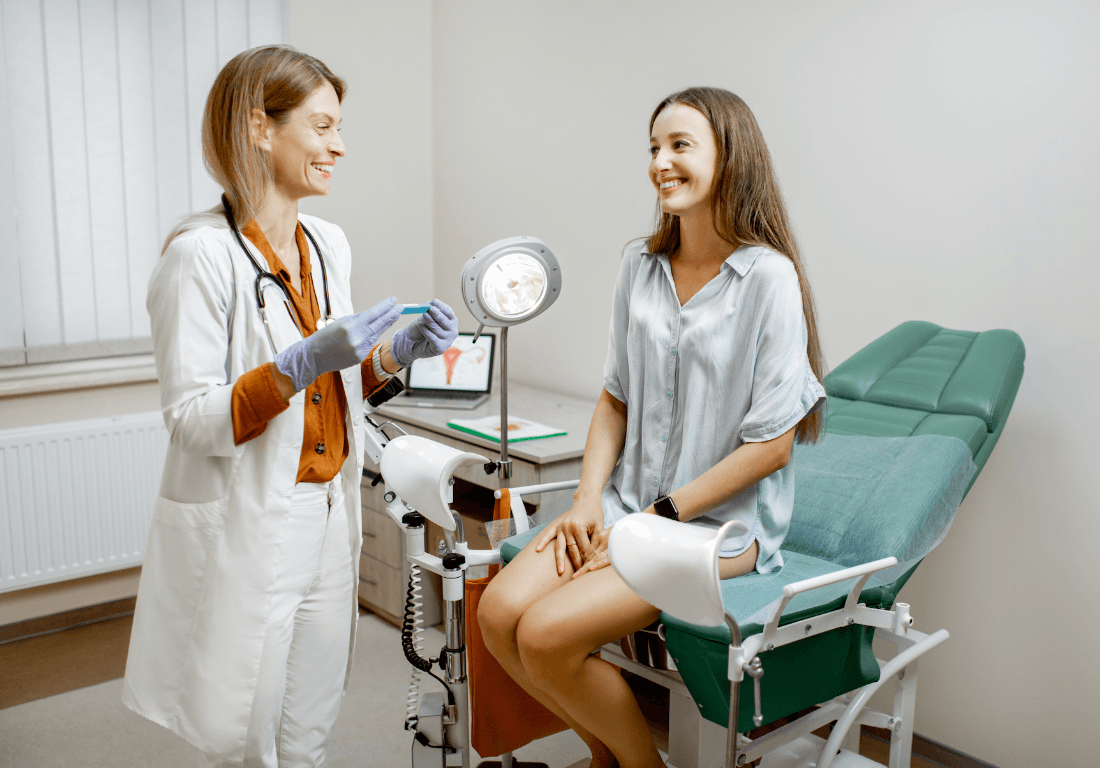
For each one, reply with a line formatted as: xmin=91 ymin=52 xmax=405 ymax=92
xmin=496 ymin=321 xmax=1025 ymax=768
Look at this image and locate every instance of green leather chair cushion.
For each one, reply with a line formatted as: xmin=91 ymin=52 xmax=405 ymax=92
xmin=825 ymin=321 xmax=1025 ymax=436
xmin=825 ymin=398 xmax=989 ymax=458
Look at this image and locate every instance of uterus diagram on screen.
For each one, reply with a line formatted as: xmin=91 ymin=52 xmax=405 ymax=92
xmin=441 ymin=346 xmax=486 ymax=385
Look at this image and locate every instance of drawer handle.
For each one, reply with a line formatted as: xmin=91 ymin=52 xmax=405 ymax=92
xmin=360 ymin=578 xmax=378 ymax=587
xmin=364 ymin=532 xmax=376 ymax=538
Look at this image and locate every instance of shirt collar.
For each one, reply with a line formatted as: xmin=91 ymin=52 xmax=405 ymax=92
xmin=723 ymin=245 xmax=762 ymax=277
xmin=642 ymin=244 xmax=762 ymax=277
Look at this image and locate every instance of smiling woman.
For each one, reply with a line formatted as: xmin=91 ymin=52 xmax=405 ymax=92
xmin=478 ymin=87 xmax=826 ymax=768
xmin=123 ymin=45 xmax=459 ymax=768
xmin=649 ymin=103 xmax=719 ymax=222
xmin=262 ymin=86 xmax=344 ymax=202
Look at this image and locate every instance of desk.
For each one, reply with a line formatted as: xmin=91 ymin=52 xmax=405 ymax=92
xmin=356 ymin=383 xmax=595 ymax=624
xmin=372 ymin=382 xmax=596 ymax=521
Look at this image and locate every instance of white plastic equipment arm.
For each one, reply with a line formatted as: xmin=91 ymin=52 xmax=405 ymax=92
xmin=494 ymin=480 xmax=580 ymax=534
xmin=496 ymin=480 xmax=582 ymax=496
xmin=361 ymin=418 xmax=387 ymax=465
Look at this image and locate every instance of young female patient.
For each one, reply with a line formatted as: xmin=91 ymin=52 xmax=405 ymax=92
xmin=477 ymin=87 xmax=827 ymax=768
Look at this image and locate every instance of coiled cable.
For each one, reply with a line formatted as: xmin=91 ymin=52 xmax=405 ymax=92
xmin=401 ymin=563 xmax=453 ymax=729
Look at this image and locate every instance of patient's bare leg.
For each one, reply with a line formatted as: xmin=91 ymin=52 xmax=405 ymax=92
xmin=514 ymin=566 xmax=664 ymax=768
xmin=511 ymin=541 xmax=758 ymax=768
xmin=479 ymin=541 xmax=617 ymax=767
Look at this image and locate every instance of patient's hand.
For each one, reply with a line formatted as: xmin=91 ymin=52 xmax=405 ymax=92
xmin=573 ymin=528 xmax=611 ymax=578
xmin=535 ymin=495 xmax=605 ymax=575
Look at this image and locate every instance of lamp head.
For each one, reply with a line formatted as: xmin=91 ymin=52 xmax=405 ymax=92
xmin=460 ymin=236 xmax=561 ymax=327
xmin=608 ymin=515 xmax=748 ymax=627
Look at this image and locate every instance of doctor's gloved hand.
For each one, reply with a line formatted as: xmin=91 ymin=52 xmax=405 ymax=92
xmin=389 ymin=299 xmax=459 ymax=367
xmin=274 ymin=297 xmax=402 ymax=392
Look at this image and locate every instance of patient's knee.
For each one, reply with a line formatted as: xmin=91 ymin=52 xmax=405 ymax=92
xmin=515 ymin=611 xmax=573 ymax=685
xmin=477 ymin=581 xmax=521 ymax=658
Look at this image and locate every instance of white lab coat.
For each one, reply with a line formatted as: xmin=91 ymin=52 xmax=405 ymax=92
xmin=122 ymin=213 xmax=367 ymax=761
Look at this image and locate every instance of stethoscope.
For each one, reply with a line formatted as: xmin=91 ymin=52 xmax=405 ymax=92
xmin=221 ymin=194 xmax=333 ymax=353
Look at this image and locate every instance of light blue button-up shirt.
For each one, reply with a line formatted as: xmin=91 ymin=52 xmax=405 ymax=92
xmin=601 ymin=240 xmax=826 ymax=572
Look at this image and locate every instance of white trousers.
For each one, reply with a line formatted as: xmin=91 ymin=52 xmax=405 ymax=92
xmin=208 ymin=477 xmax=354 ymax=768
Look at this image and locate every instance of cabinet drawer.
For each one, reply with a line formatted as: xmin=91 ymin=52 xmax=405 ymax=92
xmin=358 ymin=552 xmax=405 ymax=619
xmin=362 ymin=506 xmax=402 ymax=567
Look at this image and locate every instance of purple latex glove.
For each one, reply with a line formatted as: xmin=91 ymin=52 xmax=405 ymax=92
xmin=274 ymin=297 xmax=402 ymax=392
xmin=390 ymin=299 xmax=459 ymax=367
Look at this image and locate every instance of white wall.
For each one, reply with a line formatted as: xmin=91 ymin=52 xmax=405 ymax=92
xmin=291 ymin=0 xmax=435 ymax=317
xmin=430 ymin=1 xmax=1099 ymax=765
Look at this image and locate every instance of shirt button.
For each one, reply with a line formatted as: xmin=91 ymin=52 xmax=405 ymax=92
xmin=670 ymin=349 xmax=676 ymax=355
xmin=661 ymin=435 xmax=668 ymax=442
xmin=652 ymin=479 xmax=659 ymax=486
xmin=666 ymin=390 xmax=674 ymax=399
xmin=353 ymin=415 xmax=362 ymax=425
xmin=312 ymin=393 xmax=322 ymax=404
xmin=315 ymin=443 xmax=326 ymax=455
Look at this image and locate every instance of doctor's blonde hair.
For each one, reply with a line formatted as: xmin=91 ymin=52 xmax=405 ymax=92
xmin=162 ymin=45 xmax=346 ymax=253
xmin=646 ymin=87 xmax=826 ymax=444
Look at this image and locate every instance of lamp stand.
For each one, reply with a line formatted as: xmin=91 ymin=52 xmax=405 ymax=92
xmin=498 ymin=326 xmax=512 ymax=480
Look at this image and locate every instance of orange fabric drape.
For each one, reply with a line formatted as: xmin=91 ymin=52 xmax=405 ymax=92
xmin=465 ymin=490 xmax=567 ymax=757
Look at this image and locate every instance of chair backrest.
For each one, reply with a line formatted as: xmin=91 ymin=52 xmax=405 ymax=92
xmin=822 ymin=321 xmax=1025 ymax=479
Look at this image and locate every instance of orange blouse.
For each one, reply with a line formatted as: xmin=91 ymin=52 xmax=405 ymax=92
xmin=229 ymin=220 xmax=389 ymax=483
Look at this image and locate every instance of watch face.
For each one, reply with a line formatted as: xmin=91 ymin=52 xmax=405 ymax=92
xmin=655 ymin=495 xmax=678 ymax=520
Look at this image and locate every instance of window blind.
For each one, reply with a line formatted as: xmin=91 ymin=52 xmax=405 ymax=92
xmin=0 ymin=0 xmax=285 ymax=368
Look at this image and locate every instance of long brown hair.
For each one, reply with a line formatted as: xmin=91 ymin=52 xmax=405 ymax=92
xmin=647 ymin=87 xmax=825 ymax=443
xmin=162 ymin=45 xmax=345 ymax=252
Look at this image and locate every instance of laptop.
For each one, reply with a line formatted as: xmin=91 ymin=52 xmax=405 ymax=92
xmin=386 ymin=332 xmax=495 ymax=409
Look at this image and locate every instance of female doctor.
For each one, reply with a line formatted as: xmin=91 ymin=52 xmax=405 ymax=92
xmin=122 ymin=45 xmax=458 ymax=767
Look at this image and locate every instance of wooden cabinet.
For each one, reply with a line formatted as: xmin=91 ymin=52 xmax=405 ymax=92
xmin=357 ymin=471 xmax=442 ymax=627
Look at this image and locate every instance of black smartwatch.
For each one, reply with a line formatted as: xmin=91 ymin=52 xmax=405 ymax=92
xmin=653 ymin=494 xmax=679 ymax=521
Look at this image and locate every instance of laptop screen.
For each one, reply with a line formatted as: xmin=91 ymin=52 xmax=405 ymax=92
xmin=405 ymin=332 xmax=495 ymax=395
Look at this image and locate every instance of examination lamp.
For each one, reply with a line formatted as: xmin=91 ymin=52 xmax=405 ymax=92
xmin=459 ymin=236 xmax=561 ymax=479
xmin=460 ymin=236 xmax=561 ymax=328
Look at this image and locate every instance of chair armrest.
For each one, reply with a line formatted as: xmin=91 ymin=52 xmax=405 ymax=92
xmin=760 ymin=557 xmax=898 ymax=645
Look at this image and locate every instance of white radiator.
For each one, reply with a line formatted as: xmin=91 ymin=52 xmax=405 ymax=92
xmin=0 ymin=411 xmax=168 ymax=593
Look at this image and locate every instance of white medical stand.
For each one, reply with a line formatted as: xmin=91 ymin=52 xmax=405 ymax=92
xmin=365 ymin=402 xmax=553 ymax=768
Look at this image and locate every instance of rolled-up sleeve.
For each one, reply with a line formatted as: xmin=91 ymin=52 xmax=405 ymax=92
xmin=603 ymin=252 xmax=638 ymax=405
xmin=739 ymin=259 xmax=825 ymax=442
xmin=148 ymin=234 xmax=244 ymax=458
